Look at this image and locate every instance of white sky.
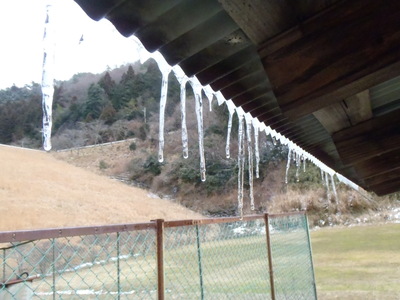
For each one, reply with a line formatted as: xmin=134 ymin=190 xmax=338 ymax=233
xmin=0 ymin=0 xmax=140 ymax=89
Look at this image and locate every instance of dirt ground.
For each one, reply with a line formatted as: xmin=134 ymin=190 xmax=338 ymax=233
xmin=0 ymin=144 xmax=202 ymax=231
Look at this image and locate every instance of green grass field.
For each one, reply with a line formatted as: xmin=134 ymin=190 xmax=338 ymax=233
xmin=311 ymin=223 xmax=400 ymax=299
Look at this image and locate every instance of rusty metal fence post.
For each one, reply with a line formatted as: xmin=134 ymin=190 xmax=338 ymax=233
xmin=264 ymin=213 xmax=276 ymax=300
xmin=156 ymin=219 xmax=165 ymax=300
xmin=117 ymin=232 xmax=121 ymax=300
xmin=195 ymin=224 xmax=205 ymax=300
xmin=52 ymin=238 xmax=56 ymax=300
xmin=2 ymin=249 xmax=5 ymax=283
xmin=305 ymin=215 xmax=318 ymax=299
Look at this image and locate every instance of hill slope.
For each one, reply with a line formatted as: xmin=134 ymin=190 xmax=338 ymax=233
xmin=0 ymin=145 xmax=201 ymax=231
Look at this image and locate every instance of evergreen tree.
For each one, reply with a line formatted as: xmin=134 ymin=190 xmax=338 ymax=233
xmin=100 ymin=103 xmax=117 ymax=124
xmin=84 ymin=83 xmax=107 ymax=120
xmin=120 ymin=65 xmax=135 ymax=85
xmin=112 ymin=65 xmax=136 ymax=110
xmin=98 ymin=71 xmax=115 ymax=98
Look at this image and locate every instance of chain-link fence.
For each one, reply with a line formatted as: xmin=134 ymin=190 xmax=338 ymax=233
xmin=268 ymin=214 xmax=317 ymax=299
xmin=0 ymin=213 xmax=316 ymax=299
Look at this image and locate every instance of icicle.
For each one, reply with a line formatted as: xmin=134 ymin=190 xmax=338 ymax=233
xmin=180 ymin=80 xmax=189 ymax=158
xmin=190 ymin=78 xmax=206 ymax=181
xmin=203 ymin=85 xmax=214 ymax=112
xmin=285 ymin=147 xmax=292 ymax=184
xmin=253 ymin=120 xmax=260 ymax=179
xmin=320 ymin=169 xmax=325 ymax=185
xmin=237 ymin=113 xmax=245 ymax=218
xmin=277 ymin=133 xmax=285 ymax=145
xmin=245 ymin=115 xmax=255 ymax=210
xmin=262 ymin=124 xmax=269 ymax=135
xmin=226 ymin=113 xmax=233 ymax=159
xmin=131 ymin=36 xmax=152 ymax=64
xmin=41 ymin=3 xmax=55 ymax=151
xmin=336 ymin=173 xmax=359 ymax=191
xmin=280 ymin=136 xmax=288 ymax=146
xmin=173 ymin=66 xmax=189 ymax=159
xmin=157 ymin=70 xmax=170 ymax=162
xmin=215 ymin=91 xmax=226 ymax=106
xmin=325 ymin=171 xmax=331 ymax=201
xmin=271 ymin=136 xmax=277 ymax=146
xmin=153 ymin=52 xmax=172 ymax=163
xmin=225 ymin=100 xmax=236 ymax=159
xmin=295 ymin=151 xmax=300 ymax=182
xmin=303 ymin=156 xmax=306 ymax=172
xmin=331 ymin=174 xmax=339 ymax=204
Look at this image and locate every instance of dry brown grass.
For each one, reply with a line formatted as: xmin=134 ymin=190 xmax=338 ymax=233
xmin=0 ymin=145 xmax=202 ymax=231
xmin=50 ymin=138 xmax=399 ymax=225
xmin=53 ymin=139 xmax=136 ymax=177
xmin=268 ymin=185 xmax=397 ymax=227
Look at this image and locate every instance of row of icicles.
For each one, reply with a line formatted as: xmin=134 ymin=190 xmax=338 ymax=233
xmin=128 ymin=37 xmax=350 ymax=217
xmin=41 ymin=5 xmax=357 ymax=218
xmin=286 ymin=148 xmax=339 ymax=205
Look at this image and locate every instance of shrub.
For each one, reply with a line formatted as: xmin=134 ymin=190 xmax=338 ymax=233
xmin=129 ymin=141 xmax=137 ymax=151
xmin=127 ymin=158 xmax=143 ymax=180
xmin=180 ymin=166 xmax=200 ymax=183
xmin=99 ymin=160 xmax=108 ymax=169
xmin=205 ymin=124 xmax=225 ymax=136
xmin=139 ymin=124 xmax=149 ymax=141
xmin=143 ymin=155 xmax=163 ymax=176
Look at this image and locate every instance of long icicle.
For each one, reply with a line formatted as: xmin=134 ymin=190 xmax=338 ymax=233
xmin=226 ymin=111 xmax=233 ymax=159
xmin=157 ymin=70 xmax=170 ymax=162
xmin=245 ymin=115 xmax=255 ymax=210
xmin=41 ymin=3 xmax=55 ymax=151
xmin=285 ymin=147 xmax=292 ymax=184
xmin=295 ymin=151 xmax=300 ymax=182
xmin=253 ymin=119 xmax=260 ymax=179
xmin=190 ymin=78 xmax=206 ymax=181
xmin=237 ymin=113 xmax=245 ymax=218
xmin=173 ymin=67 xmax=189 ymax=158
xmin=331 ymin=174 xmax=339 ymax=205
xmin=180 ymin=80 xmax=189 ymax=158
xmin=152 ymin=51 xmax=173 ymax=163
xmin=325 ymin=171 xmax=331 ymax=202
xmin=320 ymin=169 xmax=325 ymax=185
xmin=225 ymin=101 xmax=236 ymax=159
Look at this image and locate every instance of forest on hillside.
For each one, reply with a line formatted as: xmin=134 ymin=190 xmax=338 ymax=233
xmin=1 ymin=60 xmax=398 ymax=224
xmin=0 ymin=61 xmax=178 ymax=149
xmin=0 ymin=60 xmax=292 ymax=212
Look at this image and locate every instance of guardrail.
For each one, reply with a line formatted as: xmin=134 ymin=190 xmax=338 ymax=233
xmin=55 ymin=138 xmax=136 ymax=153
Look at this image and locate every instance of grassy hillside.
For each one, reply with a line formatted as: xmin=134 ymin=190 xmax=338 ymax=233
xmin=52 ymin=138 xmax=400 ymax=228
xmin=1 ymin=62 xmax=398 ymax=225
xmin=0 ymin=145 xmax=201 ymax=231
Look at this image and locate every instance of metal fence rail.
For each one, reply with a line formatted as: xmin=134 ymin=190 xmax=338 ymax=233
xmin=0 ymin=213 xmax=316 ymax=299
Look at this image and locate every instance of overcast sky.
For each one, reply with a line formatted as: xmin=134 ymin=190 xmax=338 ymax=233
xmin=0 ymin=0 xmax=139 ymax=89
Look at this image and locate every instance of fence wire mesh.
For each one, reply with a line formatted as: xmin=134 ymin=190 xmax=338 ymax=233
xmin=1 ymin=230 xmax=157 ymax=299
xmin=269 ymin=214 xmax=317 ymax=299
xmin=0 ymin=213 xmax=316 ymax=300
xmin=198 ymin=220 xmax=271 ymax=299
xmin=164 ymin=220 xmax=270 ymax=299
